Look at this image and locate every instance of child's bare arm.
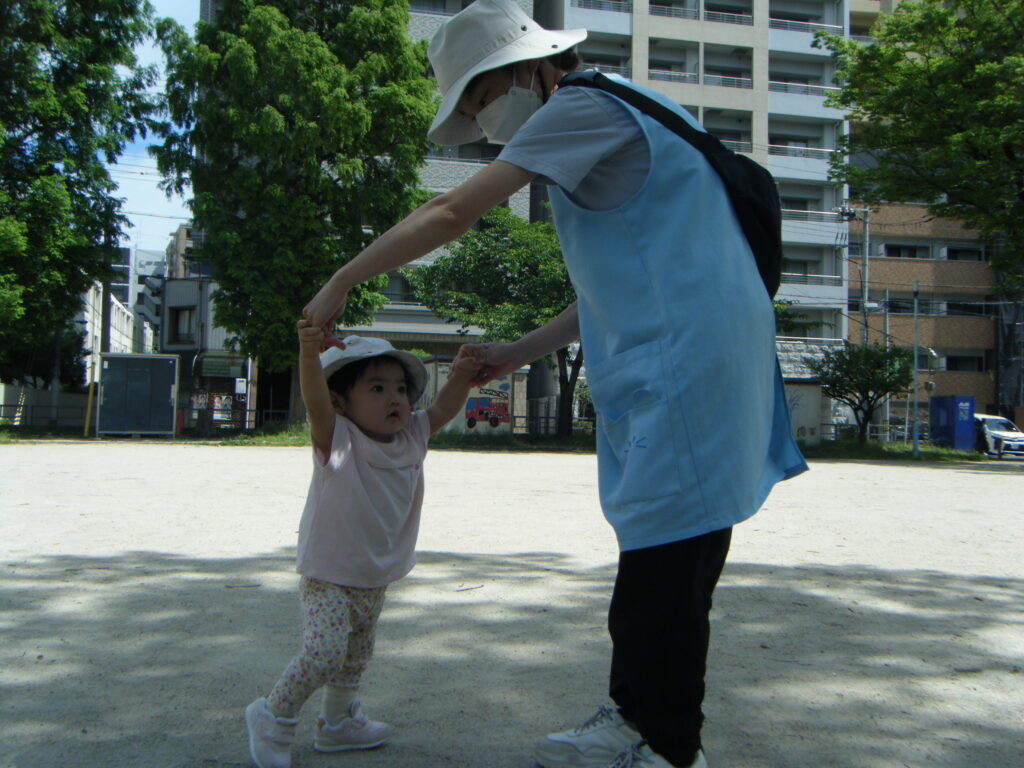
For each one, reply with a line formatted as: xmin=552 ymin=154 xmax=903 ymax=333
xmin=426 ymin=351 xmax=483 ymax=436
xmin=297 ymin=319 xmax=336 ymax=457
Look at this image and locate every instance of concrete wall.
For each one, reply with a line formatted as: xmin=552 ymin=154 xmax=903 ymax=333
xmin=0 ymin=384 xmax=91 ymax=427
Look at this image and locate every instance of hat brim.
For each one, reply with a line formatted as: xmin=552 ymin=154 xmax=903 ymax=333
xmin=428 ymin=27 xmax=587 ymax=146
xmin=322 ymin=347 xmax=429 ymax=406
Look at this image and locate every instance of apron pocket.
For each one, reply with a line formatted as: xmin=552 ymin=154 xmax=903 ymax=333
xmin=589 ymin=341 xmax=682 ymax=507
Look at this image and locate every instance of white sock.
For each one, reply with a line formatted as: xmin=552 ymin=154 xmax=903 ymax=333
xmin=321 ymin=684 xmax=358 ymax=725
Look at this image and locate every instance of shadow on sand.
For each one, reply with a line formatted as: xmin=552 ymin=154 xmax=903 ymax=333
xmin=1 ymin=550 xmax=1021 ymax=768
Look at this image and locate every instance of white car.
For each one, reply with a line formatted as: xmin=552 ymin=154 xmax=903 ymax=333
xmin=974 ymin=413 xmax=1024 ymax=458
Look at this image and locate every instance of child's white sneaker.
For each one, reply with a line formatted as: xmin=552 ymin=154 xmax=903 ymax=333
xmin=534 ymin=705 xmax=641 ymax=768
xmin=604 ymin=742 xmax=708 ymax=768
xmin=313 ymin=699 xmax=390 ymax=752
xmin=244 ymin=697 xmax=298 ymax=768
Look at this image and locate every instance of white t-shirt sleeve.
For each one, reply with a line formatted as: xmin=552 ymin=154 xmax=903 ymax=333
xmin=497 ymin=87 xmax=640 ymax=193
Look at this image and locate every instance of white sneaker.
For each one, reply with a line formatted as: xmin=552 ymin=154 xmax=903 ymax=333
xmin=244 ymin=697 xmax=298 ymax=768
xmin=313 ymin=699 xmax=390 ymax=752
xmin=535 ymin=705 xmax=642 ymax=768
xmin=605 ymin=742 xmax=708 ymax=768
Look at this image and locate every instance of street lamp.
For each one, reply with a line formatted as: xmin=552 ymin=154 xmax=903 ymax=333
xmin=836 ymin=202 xmax=872 ymax=346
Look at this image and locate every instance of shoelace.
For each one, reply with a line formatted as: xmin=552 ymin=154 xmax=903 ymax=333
xmin=609 ymin=741 xmax=649 ymax=768
xmin=573 ymin=705 xmax=619 ymax=734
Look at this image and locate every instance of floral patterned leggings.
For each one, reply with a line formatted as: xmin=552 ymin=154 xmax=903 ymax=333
xmin=267 ymin=577 xmax=387 ymax=719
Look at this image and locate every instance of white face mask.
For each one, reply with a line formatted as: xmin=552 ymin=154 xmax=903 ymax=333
xmin=475 ymin=71 xmax=542 ymax=145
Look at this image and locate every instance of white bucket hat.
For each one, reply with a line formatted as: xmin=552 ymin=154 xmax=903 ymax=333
xmin=427 ymin=0 xmax=587 ymax=146
xmin=320 ymin=336 xmax=429 ymax=405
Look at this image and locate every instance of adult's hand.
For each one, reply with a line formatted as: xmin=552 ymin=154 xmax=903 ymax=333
xmin=303 ymin=274 xmax=349 ymax=349
xmin=454 ymin=342 xmax=526 ymax=386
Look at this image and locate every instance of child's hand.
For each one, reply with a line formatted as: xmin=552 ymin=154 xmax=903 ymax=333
xmin=297 ymin=318 xmax=325 ymax=356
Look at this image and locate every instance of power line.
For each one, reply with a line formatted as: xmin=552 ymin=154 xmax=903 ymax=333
xmin=122 ymin=211 xmax=191 ymax=220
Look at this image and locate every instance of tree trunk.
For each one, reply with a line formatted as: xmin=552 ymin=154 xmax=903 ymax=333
xmin=288 ymin=364 xmax=306 ymax=426
xmin=555 ymin=346 xmax=584 ymax=437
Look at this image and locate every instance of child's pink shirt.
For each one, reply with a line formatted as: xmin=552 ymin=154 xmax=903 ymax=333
xmin=296 ymin=411 xmax=429 ymax=588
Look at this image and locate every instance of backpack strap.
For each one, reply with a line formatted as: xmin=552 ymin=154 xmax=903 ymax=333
xmin=559 ymin=71 xmax=728 ymax=163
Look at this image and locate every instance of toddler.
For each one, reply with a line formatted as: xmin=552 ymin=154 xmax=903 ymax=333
xmin=244 ymin=322 xmax=480 ymax=768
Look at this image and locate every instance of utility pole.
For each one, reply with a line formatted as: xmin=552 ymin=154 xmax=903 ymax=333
xmin=912 ymin=280 xmax=920 ymax=458
xmin=835 ymin=202 xmax=871 ymax=345
xmin=883 ymin=289 xmax=890 ymax=438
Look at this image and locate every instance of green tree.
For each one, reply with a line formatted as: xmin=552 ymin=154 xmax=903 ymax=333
xmin=153 ymin=0 xmax=434 ymax=416
xmin=805 ymin=343 xmax=914 ymax=444
xmin=404 ymin=207 xmax=582 ymax=436
xmin=816 ymin=0 xmax=1024 ymax=280
xmin=773 ymin=299 xmax=806 ymax=336
xmin=0 ymin=0 xmax=161 ymax=384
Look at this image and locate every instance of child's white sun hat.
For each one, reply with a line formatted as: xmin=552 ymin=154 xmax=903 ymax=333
xmin=320 ymin=336 xmax=429 ymax=405
xmin=427 ymin=0 xmax=586 ymax=146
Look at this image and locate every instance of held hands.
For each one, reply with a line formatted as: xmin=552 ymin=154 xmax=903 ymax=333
xmin=451 ymin=342 xmax=523 ymax=386
xmin=447 ymin=345 xmax=487 ymax=384
xmin=297 ymin=318 xmax=326 ymax=356
xmin=302 ymin=274 xmax=349 ymax=350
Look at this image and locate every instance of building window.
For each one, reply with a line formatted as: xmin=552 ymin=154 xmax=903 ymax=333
xmin=945 ymin=356 xmax=984 ymax=372
xmin=946 ymin=247 xmax=983 ymax=262
xmin=885 ymin=244 xmax=929 ymax=259
xmin=383 ymin=273 xmax=417 ymax=304
xmin=170 ymin=307 xmax=195 ymax=344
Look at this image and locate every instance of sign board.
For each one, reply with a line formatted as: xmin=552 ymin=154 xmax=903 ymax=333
xmin=438 ymin=365 xmax=514 ymax=435
xmin=97 ymin=354 xmax=178 ymax=436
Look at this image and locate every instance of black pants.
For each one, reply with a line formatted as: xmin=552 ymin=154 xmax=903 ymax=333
xmin=608 ymin=527 xmax=733 ymax=767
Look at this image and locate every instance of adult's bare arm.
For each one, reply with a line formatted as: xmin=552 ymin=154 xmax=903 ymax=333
xmin=458 ymin=302 xmax=580 ymax=385
xmin=303 ymin=160 xmax=538 ymax=340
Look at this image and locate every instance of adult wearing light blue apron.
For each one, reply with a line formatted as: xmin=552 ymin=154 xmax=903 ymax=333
xmin=304 ymin=2 xmax=808 ymax=767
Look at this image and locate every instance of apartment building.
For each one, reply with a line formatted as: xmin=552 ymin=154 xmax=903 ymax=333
xmin=848 ymin=207 xmax=1001 ymax=414
xmin=193 ymin=0 xmax=853 ymax=435
xmin=844 ymin=0 xmax=1023 ymax=426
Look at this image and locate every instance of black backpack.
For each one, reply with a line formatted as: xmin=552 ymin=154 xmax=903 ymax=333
xmin=559 ymin=71 xmax=783 ymax=299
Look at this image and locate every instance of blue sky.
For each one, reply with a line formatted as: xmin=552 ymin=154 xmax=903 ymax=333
xmin=111 ymin=1 xmax=199 ymax=252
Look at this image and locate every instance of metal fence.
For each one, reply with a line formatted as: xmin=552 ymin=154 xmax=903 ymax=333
xmin=0 ymin=403 xmax=88 ymax=427
xmin=819 ymin=422 xmax=931 ymax=444
xmin=178 ymin=408 xmax=290 ymax=437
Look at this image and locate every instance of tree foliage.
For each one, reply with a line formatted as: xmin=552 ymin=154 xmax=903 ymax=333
xmin=773 ymin=299 xmax=806 ymax=336
xmin=816 ymin=0 xmax=1024 ymax=281
xmin=153 ymin=0 xmax=435 ymax=375
xmin=404 ymin=207 xmax=582 ymax=436
xmin=805 ymin=343 xmax=914 ymax=443
xmin=0 ymin=0 xmax=161 ymax=383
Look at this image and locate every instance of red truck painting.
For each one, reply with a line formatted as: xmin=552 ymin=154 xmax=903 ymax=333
xmin=465 ymin=395 xmax=509 ymax=429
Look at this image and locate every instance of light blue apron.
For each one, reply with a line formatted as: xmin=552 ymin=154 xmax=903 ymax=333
xmin=548 ymin=75 xmax=807 ymax=552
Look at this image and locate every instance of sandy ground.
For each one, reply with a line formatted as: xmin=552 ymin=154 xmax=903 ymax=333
xmin=1 ymin=442 xmax=1022 ymax=768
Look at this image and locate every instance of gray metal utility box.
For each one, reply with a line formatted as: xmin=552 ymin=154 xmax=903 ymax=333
xmin=97 ymin=353 xmax=179 ymax=436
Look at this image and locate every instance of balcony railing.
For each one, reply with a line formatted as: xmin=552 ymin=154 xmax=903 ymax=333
xmin=768 ymin=144 xmax=836 ymax=160
xmin=583 ymin=63 xmax=632 ymax=78
xmin=780 ymin=272 xmax=843 ymax=286
xmin=768 ymin=81 xmax=841 ymax=97
xmin=649 ymin=3 xmax=699 ymax=19
xmin=849 ymin=35 xmax=876 ymax=45
xmin=424 ymin=154 xmax=490 ymax=166
xmin=720 ymin=139 xmax=754 ymax=153
xmin=782 ymin=209 xmax=842 ymax=223
xmin=648 ymin=68 xmax=699 ymax=84
xmin=704 ymin=10 xmax=752 ymax=25
xmin=768 ymin=18 xmax=843 ymax=34
xmin=571 ymin=0 xmax=632 ymax=12
xmin=704 ymin=74 xmax=753 ymax=89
